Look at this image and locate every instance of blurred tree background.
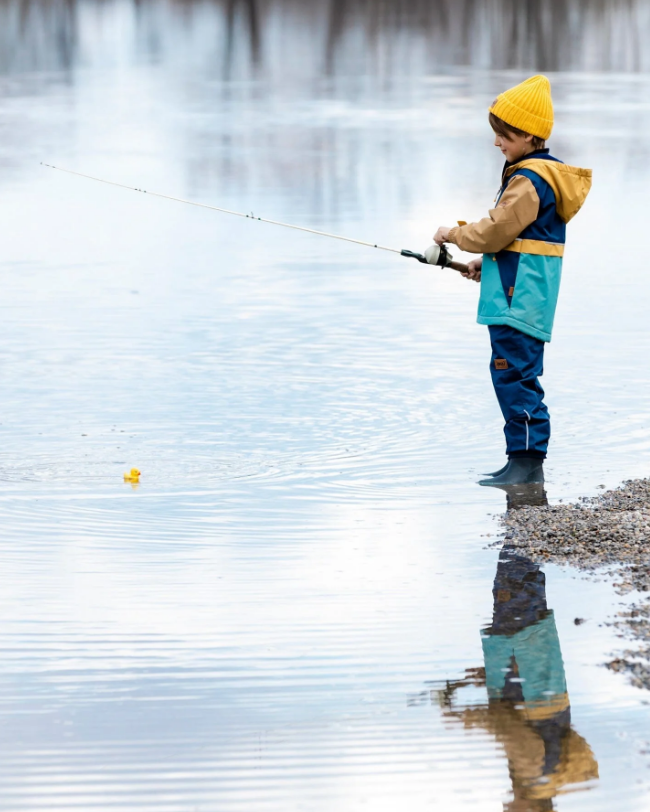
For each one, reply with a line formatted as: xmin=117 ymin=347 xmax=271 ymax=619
xmin=0 ymin=0 xmax=646 ymax=76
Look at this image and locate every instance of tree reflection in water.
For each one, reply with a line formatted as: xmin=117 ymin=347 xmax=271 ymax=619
xmin=0 ymin=0 xmax=648 ymax=76
xmin=428 ymin=486 xmax=598 ymax=810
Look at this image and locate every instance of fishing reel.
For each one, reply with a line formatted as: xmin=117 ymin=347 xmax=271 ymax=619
xmin=401 ymin=243 xmax=468 ymax=274
xmin=401 ymin=244 xmax=453 ymax=267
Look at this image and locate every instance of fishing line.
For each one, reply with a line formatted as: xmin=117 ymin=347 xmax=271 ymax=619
xmin=40 ymin=162 xmax=469 ymax=272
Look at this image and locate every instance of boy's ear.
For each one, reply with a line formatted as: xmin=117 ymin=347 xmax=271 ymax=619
xmin=524 ymin=133 xmax=534 ymax=143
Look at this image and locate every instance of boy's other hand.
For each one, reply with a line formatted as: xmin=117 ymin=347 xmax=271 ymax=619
xmin=462 ymin=258 xmax=482 ymax=282
xmin=433 ymin=226 xmax=451 ymax=245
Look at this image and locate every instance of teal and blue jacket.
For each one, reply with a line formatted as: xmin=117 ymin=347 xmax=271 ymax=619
xmin=448 ymin=150 xmax=592 ymax=342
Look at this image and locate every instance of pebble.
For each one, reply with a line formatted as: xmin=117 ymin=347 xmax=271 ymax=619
xmin=498 ymin=478 xmax=650 ymax=689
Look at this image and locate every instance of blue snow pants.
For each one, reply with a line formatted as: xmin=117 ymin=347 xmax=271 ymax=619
xmin=488 ymin=325 xmax=550 ymax=459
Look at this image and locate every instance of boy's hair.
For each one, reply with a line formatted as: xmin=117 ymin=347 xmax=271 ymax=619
xmin=489 ymin=112 xmax=546 ymax=150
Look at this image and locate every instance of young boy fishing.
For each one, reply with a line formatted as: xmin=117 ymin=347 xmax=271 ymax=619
xmin=433 ymin=75 xmax=592 ymax=486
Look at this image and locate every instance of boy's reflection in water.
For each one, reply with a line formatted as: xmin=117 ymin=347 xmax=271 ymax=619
xmin=435 ymin=485 xmax=598 ymax=811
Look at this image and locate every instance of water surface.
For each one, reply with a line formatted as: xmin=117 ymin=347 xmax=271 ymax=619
xmin=1 ymin=3 xmax=650 ymax=810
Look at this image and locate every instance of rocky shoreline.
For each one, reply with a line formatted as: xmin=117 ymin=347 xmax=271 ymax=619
xmin=497 ymin=478 xmax=650 ymax=690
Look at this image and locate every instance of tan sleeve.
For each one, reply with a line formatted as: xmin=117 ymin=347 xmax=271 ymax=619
xmin=447 ymin=174 xmax=540 ymax=254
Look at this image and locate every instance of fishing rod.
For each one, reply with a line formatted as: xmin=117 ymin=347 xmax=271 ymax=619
xmin=41 ymin=162 xmax=469 ymax=274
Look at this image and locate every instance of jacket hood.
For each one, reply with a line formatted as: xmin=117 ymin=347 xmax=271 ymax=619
xmin=506 ymin=158 xmax=592 ymax=223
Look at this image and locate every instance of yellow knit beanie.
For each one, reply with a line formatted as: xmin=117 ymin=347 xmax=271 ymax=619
xmin=490 ymin=75 xmax=554 ymax=140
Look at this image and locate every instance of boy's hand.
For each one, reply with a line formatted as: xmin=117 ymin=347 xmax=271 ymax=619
xmin=461 ymin=258 xmax=482 ymax=282
xmin=433 ymin=226 xmax=451 ymax=245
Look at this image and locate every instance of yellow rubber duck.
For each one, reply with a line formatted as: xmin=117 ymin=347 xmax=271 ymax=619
xmin=123 ymin=468 xmax=141 ymax=483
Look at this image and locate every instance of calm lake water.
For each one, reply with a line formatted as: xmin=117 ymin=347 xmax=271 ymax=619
xmin=1 ymin=2 xmax=650 ymax=810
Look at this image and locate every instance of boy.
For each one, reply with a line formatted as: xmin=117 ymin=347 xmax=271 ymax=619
xmin=433 ymin=75 xmax=592 ymax=486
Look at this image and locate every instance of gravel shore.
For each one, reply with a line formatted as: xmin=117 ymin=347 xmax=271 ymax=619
xmin=497 ymin=478 xmax=650 ymax=689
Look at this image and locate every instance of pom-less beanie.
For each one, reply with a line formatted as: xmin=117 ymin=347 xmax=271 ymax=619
xmin=490 ymin=75 xmax=554 ymax=140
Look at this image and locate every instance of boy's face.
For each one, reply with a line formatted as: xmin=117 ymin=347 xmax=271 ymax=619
xmin=493 ymin=131 xmax=535 ymax=163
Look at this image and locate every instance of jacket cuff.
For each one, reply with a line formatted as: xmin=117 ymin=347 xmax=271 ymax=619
xmin=447 ymin=226 xmax=460 ymax=244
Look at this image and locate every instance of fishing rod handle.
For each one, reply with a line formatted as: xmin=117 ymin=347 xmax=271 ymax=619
xmin=448 ymin=260 xmax=470 ymax=274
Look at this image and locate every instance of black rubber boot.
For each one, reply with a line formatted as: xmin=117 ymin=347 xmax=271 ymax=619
xmin=482 ymin=461 xmax=510 ymax=477
xmin=478 ymin=456 xmax=544 ymax=486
